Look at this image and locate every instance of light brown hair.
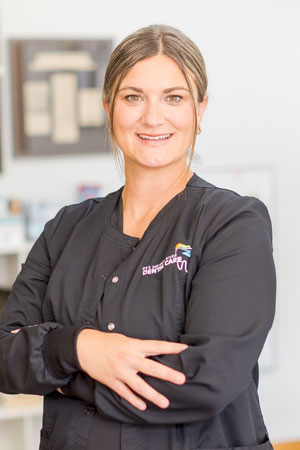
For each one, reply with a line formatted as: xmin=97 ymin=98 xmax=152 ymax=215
xmin=103 ymin=24 xmax=208 ymax=176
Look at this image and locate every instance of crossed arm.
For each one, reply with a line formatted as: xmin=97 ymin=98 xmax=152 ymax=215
xmin=0 ymin=196 xmax=276 ymax=425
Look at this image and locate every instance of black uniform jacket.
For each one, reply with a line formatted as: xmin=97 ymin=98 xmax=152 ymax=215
xmin=0 ymin=172 xmax=276 ymax=450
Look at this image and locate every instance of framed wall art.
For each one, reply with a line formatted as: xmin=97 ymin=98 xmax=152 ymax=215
xmin=10 ymin=39 xmax=113 ymax=157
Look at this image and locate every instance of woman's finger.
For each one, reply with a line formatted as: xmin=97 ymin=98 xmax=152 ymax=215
xmin=139 ymin=339 xmax=188 ymax=357
xmin=56 ymin=387 xmax=65 ymax=395
xmin=111 ymin=379 xmax=147 ymax=411
xmin=124 ymin=372 xmax=170 ymax=409
xmin=137 ymin=357 xmax=186 ymax=385
xmin=11 ymin=324 xmax=39 ymax=334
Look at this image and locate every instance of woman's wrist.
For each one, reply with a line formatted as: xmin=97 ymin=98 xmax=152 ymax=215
xmin=76 ymin=328 xmax=104 ymax=372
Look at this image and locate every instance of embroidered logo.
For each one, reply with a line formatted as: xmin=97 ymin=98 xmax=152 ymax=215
xmin=142 ymin=243 xmax=192 ymax=276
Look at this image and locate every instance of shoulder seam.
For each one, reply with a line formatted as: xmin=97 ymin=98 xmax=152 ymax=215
xmin=188 ymin=184 xmax=242 ymax=198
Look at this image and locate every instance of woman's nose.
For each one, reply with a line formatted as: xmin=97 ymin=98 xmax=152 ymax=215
xmin=141 ymin=100 xmax=164 ymax=127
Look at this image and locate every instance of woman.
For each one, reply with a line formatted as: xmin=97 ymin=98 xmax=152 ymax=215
xmin=0 ymin=25 xmax=276 ymax=450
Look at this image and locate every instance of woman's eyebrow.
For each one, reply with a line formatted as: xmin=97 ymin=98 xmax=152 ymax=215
xmin=118 ymin=86 xmax=189 ymax=93
xmin=163 ymin=87 xmax=189 ymax=93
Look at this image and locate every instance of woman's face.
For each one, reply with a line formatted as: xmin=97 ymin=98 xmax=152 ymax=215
xmin=106 ymin=54 xmax=207 ymax=170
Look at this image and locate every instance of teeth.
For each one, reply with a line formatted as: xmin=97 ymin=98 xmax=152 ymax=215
xmin=138 ymin=134 xmax=171 ymax=140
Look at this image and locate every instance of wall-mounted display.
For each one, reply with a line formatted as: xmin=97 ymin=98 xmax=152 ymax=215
xmin=0 ymin=78 xmax=2 ymax=172
xmin=10 ymin=39 xmax=113 ymax=156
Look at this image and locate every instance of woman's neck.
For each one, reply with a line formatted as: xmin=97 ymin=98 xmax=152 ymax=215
xmin=121 ymin=164 xmax=194 ymax=223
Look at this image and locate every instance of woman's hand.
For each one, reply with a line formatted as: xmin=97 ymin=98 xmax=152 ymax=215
xmin=56 ymin=387 xmax=65 ymax=395
xmin=76 ymin=329 xmax=188 ymax=411
xmin=10 ymin=324 xmax=38 ymax=334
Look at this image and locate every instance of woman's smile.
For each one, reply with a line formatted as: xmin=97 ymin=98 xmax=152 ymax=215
xmin=136 ymin=132 xmax=174 ymax=146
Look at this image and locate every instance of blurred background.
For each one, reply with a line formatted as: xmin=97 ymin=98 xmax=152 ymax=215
xmin=0 ymin=0 xmax=299 ymax=449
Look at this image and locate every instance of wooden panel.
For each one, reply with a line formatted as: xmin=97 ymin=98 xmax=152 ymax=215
xmin=273 ymin=442 xmax=300 ymax=450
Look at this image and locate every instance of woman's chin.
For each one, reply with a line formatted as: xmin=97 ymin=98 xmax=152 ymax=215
xmin=123 ymin=149 xmax=187 ymax=170
xmin=133 ymin=156 xmax=175 ymax=169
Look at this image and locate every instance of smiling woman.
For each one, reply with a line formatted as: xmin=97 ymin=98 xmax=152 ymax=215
xmin=0 ymin=24 xmax=276 ymax=450
xmin=103 ymin=24 xmax=208 ymax=178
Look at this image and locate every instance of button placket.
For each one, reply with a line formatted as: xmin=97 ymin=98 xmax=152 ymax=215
xmin=106 ymin=275 xmax=119 ymax=330
xmin=101 ymin=271 xmax=122 ymax=332
xmin=100 ymin=239 xmax=138 ymax=334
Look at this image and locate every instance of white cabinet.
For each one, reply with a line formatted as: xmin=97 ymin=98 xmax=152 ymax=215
xmin=0 ymin=242 xmax=41 ymax=450
xmin=0 ymin=400 xmax=43 ymax=450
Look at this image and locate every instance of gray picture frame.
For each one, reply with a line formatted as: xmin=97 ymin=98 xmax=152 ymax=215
xmin=10 ymin=38 xmax=113 ymax=157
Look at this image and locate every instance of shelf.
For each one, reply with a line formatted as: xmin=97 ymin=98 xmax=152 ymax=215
xmin=0 ymin=397 xmax=43 ymax=450
xmin=0 ymin=403 xmax=43 ymax=421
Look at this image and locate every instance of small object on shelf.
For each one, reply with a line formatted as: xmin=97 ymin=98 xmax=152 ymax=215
xmin=0 ymin=197 xmax=26 ymax=249
xmin=8 ymin=198 xmax=22 ymax=215
xmin=77 ymin=183 xmax=102 ymax=202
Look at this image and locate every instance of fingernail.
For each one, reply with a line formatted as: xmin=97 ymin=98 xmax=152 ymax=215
xmin=177 ymin=374 xmax=185 ymax=384
xmin=160 ymin=398 xmax=169 ymax=408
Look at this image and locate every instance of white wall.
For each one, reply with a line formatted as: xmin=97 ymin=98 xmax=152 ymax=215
xmin=0 ymin=0 xmax=299 ymax=442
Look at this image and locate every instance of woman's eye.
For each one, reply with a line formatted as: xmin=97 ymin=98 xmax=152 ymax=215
xmin=167 ymin=95 xmax=182 ymax=102
xmin=125 ymin=95 xmax=142 ymax=102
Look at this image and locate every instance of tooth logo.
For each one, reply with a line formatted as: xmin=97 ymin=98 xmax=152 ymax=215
xmin=175 ymin=243 xmax=192 ymax=258
xmin=174 ymin=243 xmax=192 ymax=273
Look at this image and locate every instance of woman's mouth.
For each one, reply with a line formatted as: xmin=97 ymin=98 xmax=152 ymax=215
xmin=137 ymin=133 xmax=172 ymax=141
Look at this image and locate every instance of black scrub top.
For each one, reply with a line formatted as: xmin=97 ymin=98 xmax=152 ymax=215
xmin=0 ymin=172 xmax=276 ymax=450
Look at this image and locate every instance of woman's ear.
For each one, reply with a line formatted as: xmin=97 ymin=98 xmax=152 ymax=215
xmin=196 ymin=94 xmax=208 ymax=128
xmin=103 ymin=99 xmax=109 ymax=114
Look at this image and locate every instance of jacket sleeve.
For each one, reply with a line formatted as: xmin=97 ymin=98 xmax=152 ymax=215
xmin=93 ymin=196 xmax=277 ymax=424
xmin=0 ymin=206 xmax=94 ymax=395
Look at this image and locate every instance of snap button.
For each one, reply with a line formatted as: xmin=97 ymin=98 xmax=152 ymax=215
xmin=83 ymin=407 xmax=95 ymax=415
xmin=112 ymin=276 xmax=119 ymax=283
xmin=108 ymin=322 xmax=115 ymax=331
xmin=83 ymin=320 xmax=90 ymax=325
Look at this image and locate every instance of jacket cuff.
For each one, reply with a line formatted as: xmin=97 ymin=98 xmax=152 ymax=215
xmin=60 ymin=371 xmax=95 ymax=404
xmin=43 ymin=325 xmax=96 ymax=379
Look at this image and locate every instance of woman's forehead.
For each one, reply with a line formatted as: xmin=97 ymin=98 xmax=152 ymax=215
xmin=118 ymin=54 xmax=192 ymax=91
xmin=120 ymin=55 xmax=187 ymax=88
